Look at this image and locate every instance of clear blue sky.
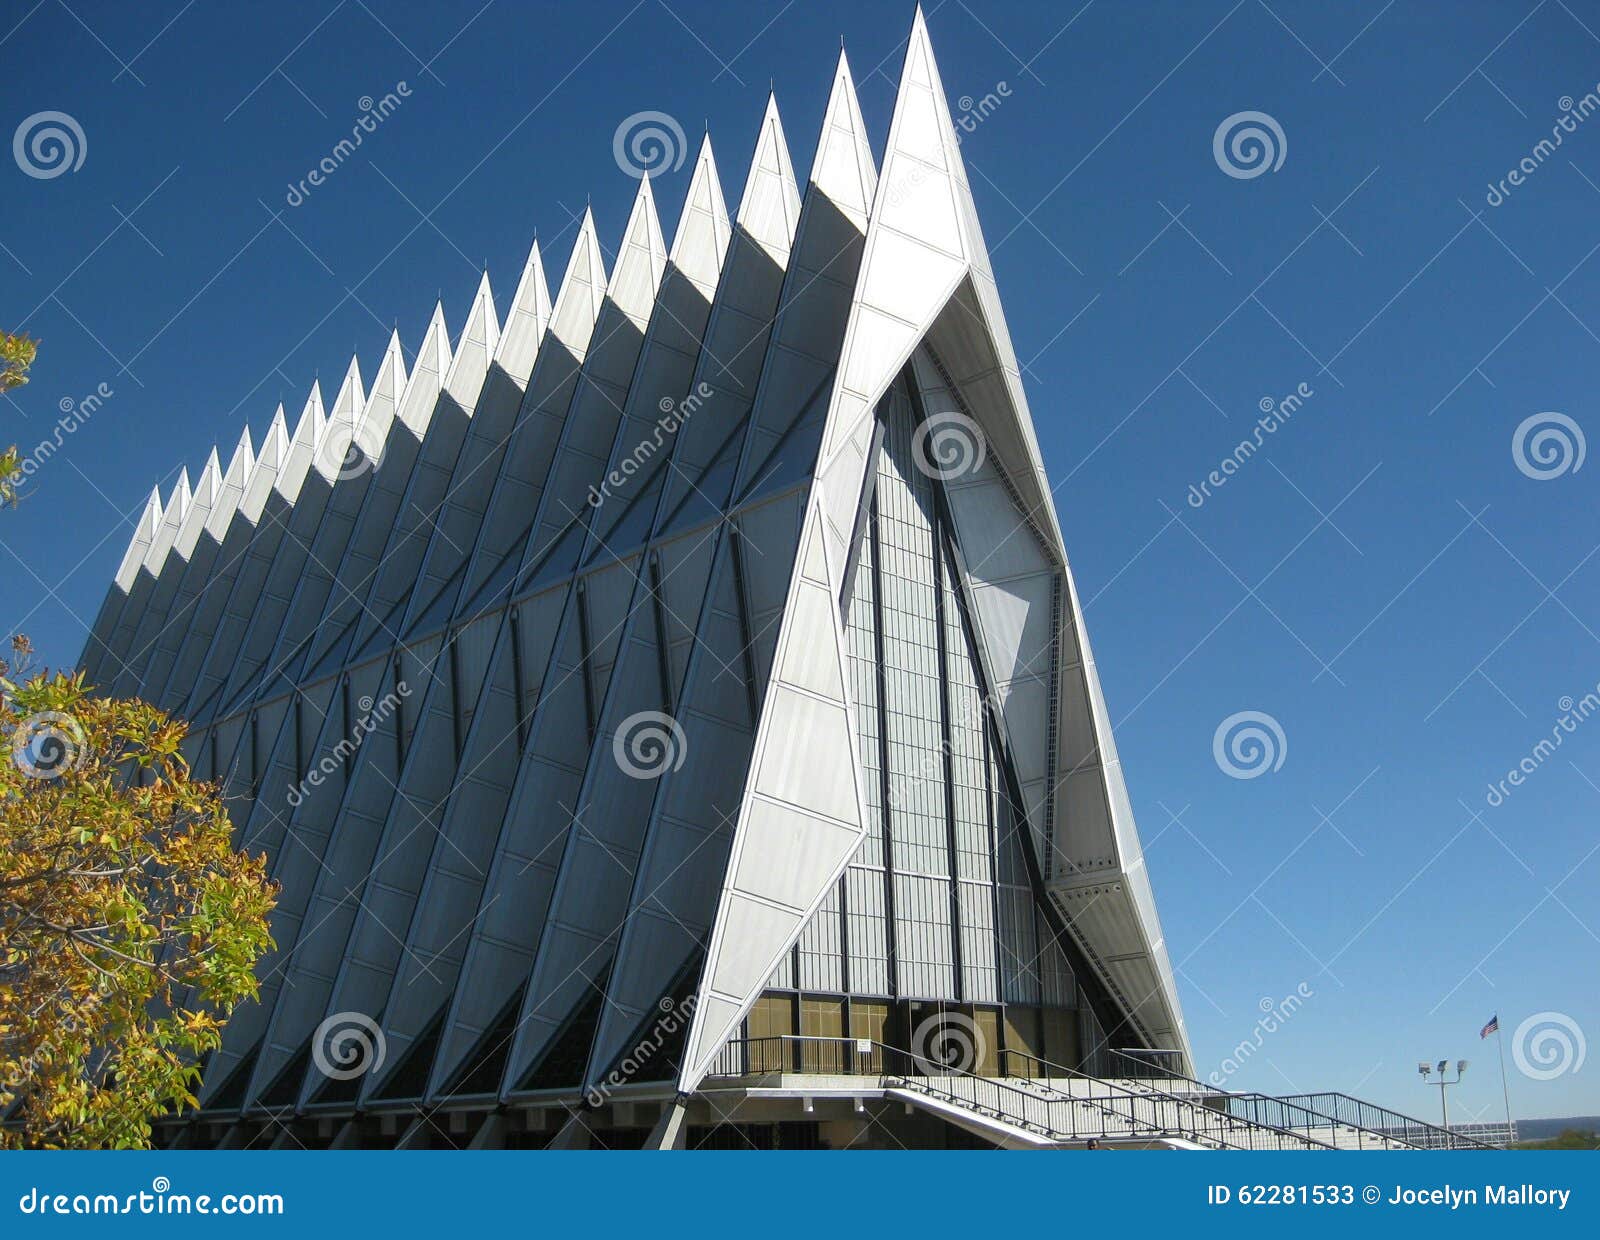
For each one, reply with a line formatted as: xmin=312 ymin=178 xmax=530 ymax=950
xmin=4 ymin=0 xmax=1596 ymax=1125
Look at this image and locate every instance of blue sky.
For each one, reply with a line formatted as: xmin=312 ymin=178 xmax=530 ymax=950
xmin=3 ymin=0 xmax=1597 ymax=1124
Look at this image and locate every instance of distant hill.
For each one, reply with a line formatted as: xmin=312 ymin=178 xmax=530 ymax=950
xmin=1514 ymin=1117 xmax=1600 ymax=1146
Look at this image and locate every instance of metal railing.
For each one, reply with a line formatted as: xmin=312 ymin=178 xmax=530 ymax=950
xmin=705 ymin=1036 xmax=1338 ymax=1150
xmin=1106 ymin=1050 xmax=1489 ymax=1151
xmin=1009 ymin=1047 xmax=1413 ymax=1150
xmin=1273 ymin=1092 xmax=1498 ymax=1150
xmin=706 ymin=1034 xmax=884 ymax=1077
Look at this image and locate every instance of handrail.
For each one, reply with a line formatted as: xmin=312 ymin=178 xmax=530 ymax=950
xmin=705 ymin=1035 xmax=1337 ymax=1150
xmin=1273 ymin=1091 xmax=1498 ymax=1151
xmin=1106 ymin=1049 xmax=1490 ymax=1151
xmin=1008 ymin=1047 xmax=1403 ymax=1150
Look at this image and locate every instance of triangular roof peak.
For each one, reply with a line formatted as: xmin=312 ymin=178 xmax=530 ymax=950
xmin=372 ymin=329 xmax=408 ymax=410
xmin=139 ymin=467 xmax=190 ymax=576
xmin=291 ymin=380 xmax=326 ymax=446
xmin=175 ymin=449 xmax=223 ymax=559
xmin=493 ymin=238 xmax=555 ymax=386
xmin=315 ymin=355 xmax=367 ymax=482
xmin=330 ymin=354 xmax=365 ymax=427
xmin=195 ymin=448 xmax=222 ymax=503
xmin=114 ymin=486 xmax=164 ymax=591
xmin=735 ymin=92 xmax=802 ymax=259
xmin=808 ymin=47 xmax=876 ymax=222
xmin=397 ymin=302 xmax=452 ymax=436
xmin=353 ymin=329 xmax=408 ymax=461
xmin=816 ymin=5 xmax=974 ymax=467
xmin=167 ymin=467 xmax=192 ymax=517
xmin=275 ymin=380 xmax=328 ymax=502
xmin=443 ymin=271 xmax=502 ymax=408
xmin=606 ymin=173 xmax=669 ymax=323
xmin=545 ymin=208 xmax=609 ymax=352
xmin=207 ymin=426 xmax=256 ymax=541
xmin=668 ymin=134 xmax=732 ymax=291
xmin=239 ymin=403 xmax=290 ymax=522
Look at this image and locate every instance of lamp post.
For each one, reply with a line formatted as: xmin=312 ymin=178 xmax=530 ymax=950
xmin=1417 ymin=1059 xmax=1468 ymax=1147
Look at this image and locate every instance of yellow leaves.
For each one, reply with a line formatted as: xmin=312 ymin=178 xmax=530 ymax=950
xmin=0 ymin=330 xmax=37 ymax=391
xmin=1 ymin=666 xmax=276 ymax=1148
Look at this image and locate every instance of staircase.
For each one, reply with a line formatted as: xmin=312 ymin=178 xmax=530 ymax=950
xmin=703 ymin=1035 xmax=1426 ymax=1150
xmin=1099 ymin=1050 xmax=1494 ymax=1151
xmin=885 ymin=1065 xmax=1339 ymax=1149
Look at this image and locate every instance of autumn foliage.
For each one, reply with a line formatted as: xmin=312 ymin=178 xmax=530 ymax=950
xmin=1 ymin=638 xmax=277 ymax=1147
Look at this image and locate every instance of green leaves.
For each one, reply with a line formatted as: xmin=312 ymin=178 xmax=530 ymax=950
xmin=0 ymin=668 xmax=277 ymax=1148
xmin=0 ymin=331 xmax=37 ymax=392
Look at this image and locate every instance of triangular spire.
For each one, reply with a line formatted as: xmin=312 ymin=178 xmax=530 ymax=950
xmin=114 ymin=487 xmax=164 ymax=591
xmin=816 ymin=11 xmax=969 ymax=465
xmin=207 ymin=425 xmax=255 ymax=541
xmin=398 ymin=303 xmax=452 ymax=436
xmin=444 ymin=271 xmax=501 ymax=408
xmin=668 ymin=134 xmax=732 ymax=291
xmin=679 ymin=11 xmax=995 ymax=1093
xmin=261 ymin=403 xmax=290 ymax=463
xmin=240 ymin=404 xmax=289 ymax=522
xmin=607 ymin=173 xmax=669 ymax=322
xmin=736 ymin=92 xmax=802 ymax=258
xmin=809 ymin=48 xmax=877 ymax=224
xmin=174 ymin=448 xmax=222 ymax=559
xmin=291 ymin=382 xmax=326 ymax=450
xmin=546 ymin=208 xmax=609 ymax=349
xmin=316 ymin=356 xmax=366 ymax=481
xmin=493 ymin=239 xmax=554 ymax=385
xmin=356 ymin=329 xmax=408 ymax=459
xmin=142 ymin=467 xmax=191 ymax=574
xmin=275 ymin=381 xmax=326 ymax=501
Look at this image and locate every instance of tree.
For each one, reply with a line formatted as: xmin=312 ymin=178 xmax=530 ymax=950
xmin=1514 ymin=1128 xmax=1600 ymax=1150
xmin=3 ymin=331 xmax=38 ymax=504
xmin=2 ymin=622 xmax=278 ymax=1143
xmin=2 ymin=330 xmax=275 ymax=1147
xmin=1 ymin=331 xmax=35 ymax=392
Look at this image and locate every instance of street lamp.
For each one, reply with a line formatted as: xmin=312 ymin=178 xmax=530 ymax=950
xmin=1418 ymin=1058 xmax=1468 ymax=1146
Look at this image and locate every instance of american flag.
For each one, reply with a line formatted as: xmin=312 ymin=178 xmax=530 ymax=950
xmin=1480 ymin=1014 xmax=1499 ymax=1038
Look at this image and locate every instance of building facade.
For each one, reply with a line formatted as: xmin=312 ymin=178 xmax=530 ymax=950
xmin=83 ymin=10 xmax=1209 ymax=1151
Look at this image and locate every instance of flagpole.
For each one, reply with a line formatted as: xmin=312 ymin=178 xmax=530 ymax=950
xmin=1495 ymin=1026 xmax=1515 ymax=1145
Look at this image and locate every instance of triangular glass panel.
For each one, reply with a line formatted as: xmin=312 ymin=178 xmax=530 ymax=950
xmin=441 ymin=982 xmax=527 ymax=1099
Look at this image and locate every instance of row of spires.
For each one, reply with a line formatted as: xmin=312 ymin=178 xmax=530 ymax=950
xmin=108 ymin=46 xmax=883 ymax=598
